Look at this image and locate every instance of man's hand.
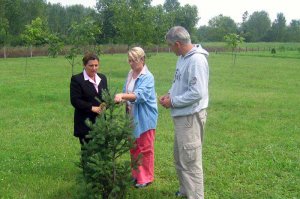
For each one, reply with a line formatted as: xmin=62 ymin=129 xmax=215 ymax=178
xmin=159 ymin=94 xmax=172 ymax=109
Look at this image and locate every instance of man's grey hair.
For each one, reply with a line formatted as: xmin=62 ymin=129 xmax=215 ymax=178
xmin=165 ymin=26 xmax=191 ymax=45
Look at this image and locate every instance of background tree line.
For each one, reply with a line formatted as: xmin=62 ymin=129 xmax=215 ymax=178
xmin=0 ymin=0 xmax=300 ymax=50
xmin=198 ymin=11 xmax=300 ymax=42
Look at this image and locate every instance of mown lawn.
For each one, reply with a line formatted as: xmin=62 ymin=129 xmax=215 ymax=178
xmin=0 ymin=51 xmax=299 ymax=198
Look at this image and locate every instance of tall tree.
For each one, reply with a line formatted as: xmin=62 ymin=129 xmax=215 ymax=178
xmin=20 ymin=0 xmax=47 ymax=26
xmin=239 ymin=11 xmax=249 ymax=39
xmin=2 ymin=0 xmax=47 ymax=45
xmin=242 ymin=11 xmax=271 ymax=42
xmin=196 ymin=25 xmax=210 ymax=42
xmin=113 ymin=0 xmax=155 ymax=46
xmin=286 ymin=20 xmax=300 ymax=42
xmin=162 ymin=0 xmax=199 ymax=39
xmin=174 ymin=4 xmax=199 ymax=35
xmin=46 ymin=3 xmax=96 ymax=38
xmin=0 ymin=1 xmax=10 ymax=58
xmin=151 ymin=5 xmax=171 ymax=51
xmin=163 ymin=0 xmax=180 ymax=12
xmin=96 ymin=0 xmax=118 ymax=44
xmin=204 ymin=14 xmax=238 ymax=41
xmin=46 ymin=3 xmax=67 ymax=34
xmin=242 ymin=11 xmax=249 ymax=23
xmin=268 ymin=13 xmax=287 ymax=42
xmin=3 ymin=0 xmax=23 ymax=37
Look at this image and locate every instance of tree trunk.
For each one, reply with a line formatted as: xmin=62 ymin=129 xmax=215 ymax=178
xmin=4 ymin=46 xmax=7 ymax=58
xmin=30 ymin=45 xmax=33 ymax=57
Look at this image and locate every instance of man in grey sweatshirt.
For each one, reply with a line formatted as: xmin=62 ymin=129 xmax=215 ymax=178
xmin=159 ymin=26 xmax=209 ymax=199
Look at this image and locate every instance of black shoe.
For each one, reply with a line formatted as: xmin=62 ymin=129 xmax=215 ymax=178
xmin=132 ymin=178 xmax=137 ymax=184
xmin=175 ymin=191 xmax=187 ymax=198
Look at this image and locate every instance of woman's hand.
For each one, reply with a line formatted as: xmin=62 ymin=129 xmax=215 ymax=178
xmin=91 ymin=105 xmax=105 ymax=114
xmin=114 ymin=93 xmax=124 ymax=103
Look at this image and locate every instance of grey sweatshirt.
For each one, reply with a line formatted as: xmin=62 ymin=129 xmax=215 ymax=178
xmin=169 ymin=47 xmax=209 ymax=117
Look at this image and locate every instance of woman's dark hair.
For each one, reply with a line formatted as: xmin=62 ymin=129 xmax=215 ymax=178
xmin=82 ymin=53 xmax=99 ymax=65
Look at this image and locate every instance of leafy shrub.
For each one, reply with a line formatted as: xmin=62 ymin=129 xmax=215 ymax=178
xmin=271 ymin=48 xmax=276 ymax=54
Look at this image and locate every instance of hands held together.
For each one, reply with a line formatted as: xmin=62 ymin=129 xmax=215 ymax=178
xmin=159 ymin=94 xmax=172 ymax=109
xmin=92 ymin=102 xmax=107 ymax=114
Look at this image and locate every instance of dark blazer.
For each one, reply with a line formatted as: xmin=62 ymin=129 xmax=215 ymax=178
xmin=70 ymin=72 xmax=108 ymax=138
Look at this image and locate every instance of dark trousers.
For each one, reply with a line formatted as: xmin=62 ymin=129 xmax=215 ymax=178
xmin=78 ymin=136 xmax=91 ymax=146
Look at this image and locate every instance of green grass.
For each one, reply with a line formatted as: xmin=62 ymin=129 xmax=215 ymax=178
xmin=0 ymin=51 xmax=299 ymax=198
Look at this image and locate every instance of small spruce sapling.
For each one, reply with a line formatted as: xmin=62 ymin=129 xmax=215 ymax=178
xmin=80 ymin=89 xmax=137 ymax=199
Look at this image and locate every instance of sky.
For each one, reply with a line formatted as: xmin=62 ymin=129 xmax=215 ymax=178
xmin=47 ymin=0 xmax=299 ymax=27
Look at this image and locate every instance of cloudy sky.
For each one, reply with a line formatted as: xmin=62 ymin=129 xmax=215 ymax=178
xmin=47 ymin=0 xmax=299 ymax=26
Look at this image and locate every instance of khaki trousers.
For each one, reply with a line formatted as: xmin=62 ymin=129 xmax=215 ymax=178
xmin=173 ymin=109 xmax=207 ymax=199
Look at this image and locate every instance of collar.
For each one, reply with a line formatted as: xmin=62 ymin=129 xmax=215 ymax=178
xmin=128 ymin=65 xmax=148 ymax=79
xmin=182 ymin=47 xmax=196 ymax=59
xmin=83 ymin=70 xmax=101 ymax=85
xmin=182 ymin=46 xmax=209 ymax=59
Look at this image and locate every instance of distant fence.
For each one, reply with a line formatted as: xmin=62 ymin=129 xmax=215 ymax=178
xmin=0 ymin=45 xmax=295 ymax=58
xmin=204 ymin=47 xmax=280 ymax=53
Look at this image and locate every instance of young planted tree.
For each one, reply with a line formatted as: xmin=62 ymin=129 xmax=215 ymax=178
xmin=224 ymin=33 xmax=244 ymax=65
xmin=47 ymin=33 xmax=64 ymax=58
xmin=80 ymin=90 xmax=136 ymax=199
xmin=66 ymin=17 xmax=100 ymax=75
xmin=21 ymin=17 xmax=48 ymax=57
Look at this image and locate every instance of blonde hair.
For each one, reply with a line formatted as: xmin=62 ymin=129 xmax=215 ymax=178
xmin=128 ymin=47 xmax=145 ymax=63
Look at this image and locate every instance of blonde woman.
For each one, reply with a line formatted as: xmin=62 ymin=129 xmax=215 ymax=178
xmin=114 ymin=47 xmax=158 ymax=188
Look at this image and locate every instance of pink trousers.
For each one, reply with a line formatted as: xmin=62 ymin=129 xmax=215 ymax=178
xmin=130 ymin=129 xmax=155 ymax=184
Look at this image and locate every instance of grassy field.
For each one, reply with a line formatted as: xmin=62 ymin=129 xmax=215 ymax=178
xmin=0 ymin=51 xmax=299 ymax=198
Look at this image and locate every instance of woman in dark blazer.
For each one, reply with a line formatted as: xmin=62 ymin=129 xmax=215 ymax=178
xmin=70 ymin=53 xmax=108 ymax=144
